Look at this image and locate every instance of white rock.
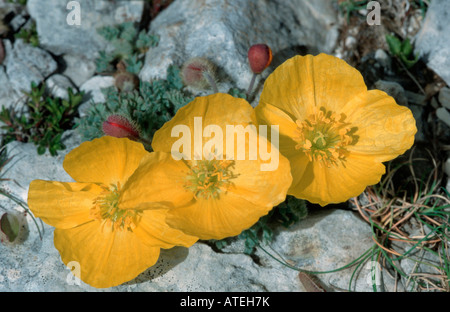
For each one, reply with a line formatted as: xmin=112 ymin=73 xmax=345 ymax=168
xmin=78 ymin=75 xmax=116 ymax=117
xmin=436 ymin=107 xmax=450 ymax=128
xmin=345 ymin=36 xmax=357 ymax=49
xmin=27 ymin=0 xmax=145 ymax=59
xmin=9 ymin=11 xmax=28 ymax=33
xmin=0 ymin=132 xmax=81 ymax=249
xmin=374 ymin=49 xmax=392 ymax=71
xmin=0 ymin=65 xmax=23 ymax=111
xmin=256 ymin=209 xmax=397 ymax=292
xmin=405 ymin=91 xmax=426 ymax=106
xmin=439 ymin=87 xmax=450 ymax=110
xmin=0 ymin=0 xmax=22 ymax=18
xmin=3 ymin=39 xmax=58 ymax=94
xmin=140 ymin=0 xmax=339 ymax=104
xmin=45 ymin=74 xmax=77 ymax=100
xmin=431 ymin=96 xmax=439 ymax=109
xmin=414 ymin=0 xmax=450 ymax=86
xmin=62 ymin=54 xmax=97 ymax=87
xmin=444 ymin=158 xmax=450 ymax=177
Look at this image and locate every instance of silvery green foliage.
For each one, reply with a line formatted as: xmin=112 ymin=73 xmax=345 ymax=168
xmin=75 ymin=65 xmax=194 ymax=142
xmin=95 ymin=22 xmax=159 ymax=74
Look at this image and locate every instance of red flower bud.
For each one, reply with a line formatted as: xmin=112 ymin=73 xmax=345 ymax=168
xmin=248 ymin=44 xmax=272 ymax=74
xmin=102 ymin=115 xmax=140 ymax=140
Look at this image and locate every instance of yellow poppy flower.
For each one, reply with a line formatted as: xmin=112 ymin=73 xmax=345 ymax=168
xmin=120 ymin=93 xmax=292 ymax=240
xmin=255 ymin=54 xmax=417 ymax=206
xmin=27 ymin=136 xmax=197 ymax=288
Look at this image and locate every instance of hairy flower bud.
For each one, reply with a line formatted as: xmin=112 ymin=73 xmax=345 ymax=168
xmin=248 ymin=44 xmax=273 ymax=74
xmin=102 ymin=115 xmax=140 ymax=140
xmin=181 ymin=57 xmax=217 ymax=91
xmin=114 ymin=71 xmax=139 ymax=93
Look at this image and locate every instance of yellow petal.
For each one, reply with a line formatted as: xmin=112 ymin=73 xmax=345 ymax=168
xmin=27 ymin=180 xmax=103 ymax=229
xmin=133 ymin=208 xmax=198 ymax=248
xmin=166 ymin=193 xmax=275 ymax=240
xmin=152 ymin=93 xmax=256 ymax=159
xmin=344 ymin=90 xmax=417 ymax=162
xmin=285 ymin=153 xmax=312 ymax=194
xmin=63 ymin=136 xmax=149 ymax=186
xmin=255 ymin=102 xmax=299 ymax=139
xmin=289 ymin=154 xmax=386 ymax=206
xmin=54 ymin=221 xmax=160 ymax=288
xmin=255 ymin=101 xmax=307 ymax=158
xmin=230 ymin=152 xmax=292 ymax=209
xmin=119 ymin=152 xmax=193 ymax=210
xmin=259 ymin=54 xmax=368 ymax=119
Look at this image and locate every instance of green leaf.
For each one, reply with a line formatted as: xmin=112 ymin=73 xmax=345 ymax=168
xmin=399 ymin=53 xmax=419 ymax=69
xmin=97 ymin=25 xmax=120 ymax=42
xmin=385 ymin=34 xmax=402 ymax=56
xmin=228 ymin=87 xmax=247 ymax=99
xmin=119 ymin=22 xmax=138 ymax=42
xmin=126 ymin=54 xmax=143 ymax=74
xmin=95 ymin=51 xmax=115 ymax=73
xmin=37 ymin=145 xmax=46 ymax=155
xmin=401 ymin=38 xmax=413 ymax=57
xmin=111 ymin=38 xmax=134 ymax=59
xmin=136 ymin=31 xmax=159 ymax=50
xmin=1 ymin=213 xmax=20 ymax=242
xmin=166 ymin=65 xmax=184 ymax=90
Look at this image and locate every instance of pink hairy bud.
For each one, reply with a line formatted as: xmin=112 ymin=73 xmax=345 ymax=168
xmin=102 ymin=115 xmax=140 ymax=140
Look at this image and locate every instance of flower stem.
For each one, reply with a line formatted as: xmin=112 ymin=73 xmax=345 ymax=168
xmin=246 ymin=73 xmax=258 ymax=99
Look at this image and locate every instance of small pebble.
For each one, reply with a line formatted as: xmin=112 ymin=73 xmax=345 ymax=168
xmin=436 ymin=107 xmax=450 ymax=128
xmin=438 ymin=87 xmax=450 ymax=110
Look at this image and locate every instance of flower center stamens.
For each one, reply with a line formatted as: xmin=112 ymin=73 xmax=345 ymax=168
xmin=185 ymin=159 xmax=238 ymax=199
xmin=90 ymin=183 xmax=140 ymax=231
xmin=293 ymin=107 xmax=357 ymax=167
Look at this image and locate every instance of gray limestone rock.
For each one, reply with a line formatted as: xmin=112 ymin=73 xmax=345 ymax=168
xmin=436 ymin=107 xmax=450 ymax=129
xmin=45 ymin=74 xmax=77 ymax=100
xmin=223 ymin=208 xmax=397 ymax=292
xmin=439 ymin=87 xmax=450 ymax=110
xmin=27 ymin=0 xmax=145 ymax=59
xmin=414 ymin=0 xmax=450 ymax=86
xmin=78 ymin=75 xmax=116 ymax=117
xmin=62 ymin=53 xmax=97 ymax=88
xmin=0 ymin=65 xmax=23 ymax=111
xmin=140 ymin=0 xmax=339 ymax=104
xmin=3 ymin=39 xmax=57 ymax=94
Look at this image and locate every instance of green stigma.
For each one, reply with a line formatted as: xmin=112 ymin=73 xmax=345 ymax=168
xmin=91 ymin=183 xmax=140 ymax=231
xmin=185 ymin=159 xmax=238 ymax=199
